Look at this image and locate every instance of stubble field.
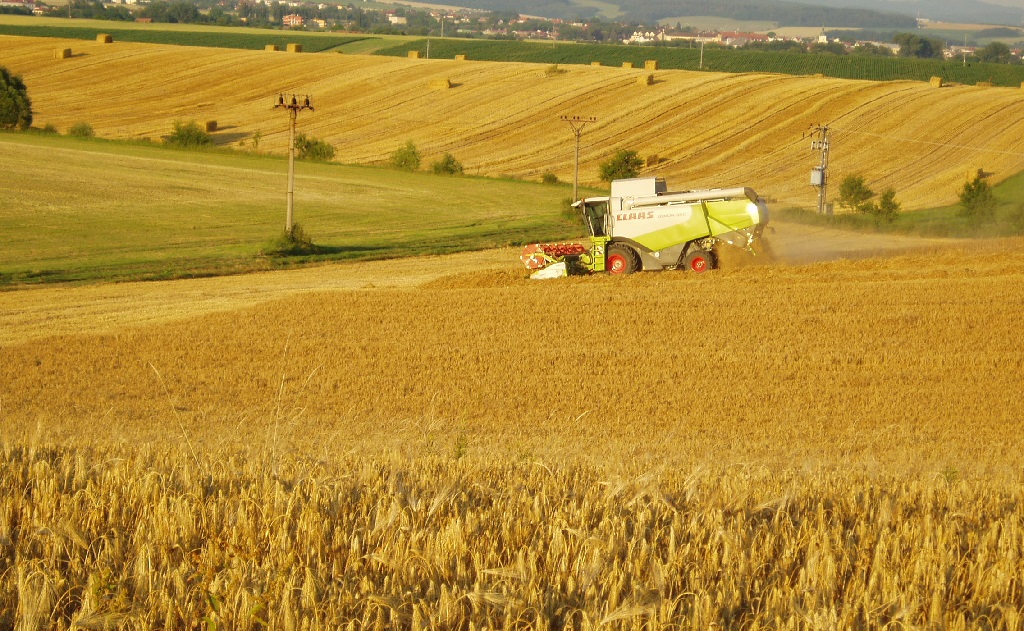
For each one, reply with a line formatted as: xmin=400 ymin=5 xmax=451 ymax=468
xmin=5 ymin=35 xmax=1024 ymax=209
xmin=2 ymin=239 xmax=1024 ymax=628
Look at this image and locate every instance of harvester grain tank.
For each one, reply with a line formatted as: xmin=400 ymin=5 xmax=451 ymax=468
xmin=522 ymin=177 xmax=769 ymax=276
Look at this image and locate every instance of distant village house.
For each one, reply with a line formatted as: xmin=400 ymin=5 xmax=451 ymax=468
xmin=0 ymin=0 xmax=35 ymax=10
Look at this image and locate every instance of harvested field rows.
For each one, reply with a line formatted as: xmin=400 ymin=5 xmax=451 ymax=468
xmin=2 ymin=242 xmax=1024 ymax=627
xmin=4 ymin=243 xmax=1022 ymax=471
xmin=5 ymin=36 xmax=1024 ymax=209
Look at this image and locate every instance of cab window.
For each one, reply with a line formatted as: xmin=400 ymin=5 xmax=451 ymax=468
xmin=584 ymin=201 xmax=609 ymax=236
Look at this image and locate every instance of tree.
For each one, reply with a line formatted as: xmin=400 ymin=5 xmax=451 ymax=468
xmin=294 ymin=133 xmax=335 ymax=161
xmin=810 ymin=41 xmax=847 ymax=55
xmin=892 ymin=32 xmax=944 ymax=59
xmin=837 ymin=174 xmax=874 ymax=213
xmin=0 ymin=66 xmax=32 ymax=130
xmin=874 ymin=188 xmax=901 ymax=223
xmin=599 ymin=149 xmax=643 ymax=182
xmin=431 ymin=153 xmax=464 ymax=175
xmin=390 ymin=141 xmax=421 ymax=171
xmin=851 ymin=42 xmax=893 ymax=57
xmin=977 ymin=41 xmax=1013 ymax=64
xmin=959 ymin=175 xmax=997 ymax=222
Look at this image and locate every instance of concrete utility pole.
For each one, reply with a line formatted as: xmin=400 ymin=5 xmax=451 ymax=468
xmin=274 ymin=93 xmax=314 ymax=235
xmin=808 ymin=123 xmax=830 ymax=215
xmin=560 ymin=115 xmax=597 ymax=201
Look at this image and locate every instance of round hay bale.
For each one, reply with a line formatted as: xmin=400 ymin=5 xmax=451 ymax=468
xmin=929 ymin=76 xmax=943 ymax=88
xmin=622 ymin=62 xmax=634 ymax=69
xmin=96 ymin=34 xmax=113 ymax=44
xmin=644 ymin=60 xmax=659 ymax=70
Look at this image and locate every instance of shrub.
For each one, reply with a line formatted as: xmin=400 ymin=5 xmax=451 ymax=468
xmin=294 ymin=133 xmax=335 ymax=161
xmin=561 ymin=196 xmax=580 ymax=223
xmin=67 ymin=122 xmax=95 ymax=138
xmin=265 ymin=223 xmax=318 ymax=256
xmin=837 ymin=174 xmax=874 ymax=213
xmin=1009 ymin=203 xmax=1024 ymax=233
xmin=959 ymin=176 xmax=996 ymax=223
xmin=874 ymin=188 xmax=901 ymax=223
xmin=431 ymin=153 xmax=464 ymax=175
xmin=391 ymin=141 xmax=421 ymax=171
xmin=837 ymin=175 xmax=900 ymax=223
xmin=40 ymin=123 xmax=58 ymax=134
xmin=0 ymin=66 xmax=32 ymax=130
xmin=541 ymin=172 xmax=559 ymax=184
xmin=165 ymin=119 xmax=213 ymax=148
xmin=599 ymin=149 xmax=643 ymax=182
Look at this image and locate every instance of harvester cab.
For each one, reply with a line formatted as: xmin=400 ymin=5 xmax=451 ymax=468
xmin=521 ymin=177 xmax=769 ymax=277
xmin=579 ymin=198 xmax=609 ymax=237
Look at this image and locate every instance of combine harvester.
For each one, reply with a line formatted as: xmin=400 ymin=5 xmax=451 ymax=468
xmin=522 ymin=177 xmax=770 ymax=277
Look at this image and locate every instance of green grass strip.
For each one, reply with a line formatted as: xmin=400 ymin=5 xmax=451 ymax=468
xmin=0 ymin=132 xmax=584 ymax=287
xmin=775 ymin=171 xmax=1024 ymax=238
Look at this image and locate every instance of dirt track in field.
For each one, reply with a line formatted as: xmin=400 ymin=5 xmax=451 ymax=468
xmin=0 ymin=223 xmax=959 ymax=346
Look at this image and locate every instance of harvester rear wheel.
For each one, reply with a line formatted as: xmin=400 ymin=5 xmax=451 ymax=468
xmin=684 ymin=248 xmax=716 ymax=273
xmin=607 ymin=243 xmax=640 ymax=275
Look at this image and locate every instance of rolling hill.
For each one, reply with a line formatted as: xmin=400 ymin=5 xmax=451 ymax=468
xmin=4 ymin=34 xmax=1024 ymax=210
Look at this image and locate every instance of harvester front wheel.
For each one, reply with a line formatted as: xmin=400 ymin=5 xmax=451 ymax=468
xmin=607 ymin=243 xmax=640 ymax=275
xmin=684 ymin=248 xmax=717 ymax=273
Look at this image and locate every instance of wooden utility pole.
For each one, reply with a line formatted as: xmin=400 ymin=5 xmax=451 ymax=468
xmin=560 ymin=115 xmax=596 ymax=201
xmin=274 ymin=93 xmax=314 ymax=235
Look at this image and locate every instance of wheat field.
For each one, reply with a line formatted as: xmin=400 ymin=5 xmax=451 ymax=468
xmin=2 ymin=240 xmax=1024 ymax=628
xmin=5 ymin=35 xmax=1024 ymax=209
xmin=4 ymin=29 xmax=1024 ymax=628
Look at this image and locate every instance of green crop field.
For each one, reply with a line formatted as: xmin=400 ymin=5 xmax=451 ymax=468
xmin=0 ymin=23 xmax=369 ymax=51
xmin=377 ymin=39 xmax=1024 ymax=86
xmin=0 ymin=133 xmax=584 ymax=286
